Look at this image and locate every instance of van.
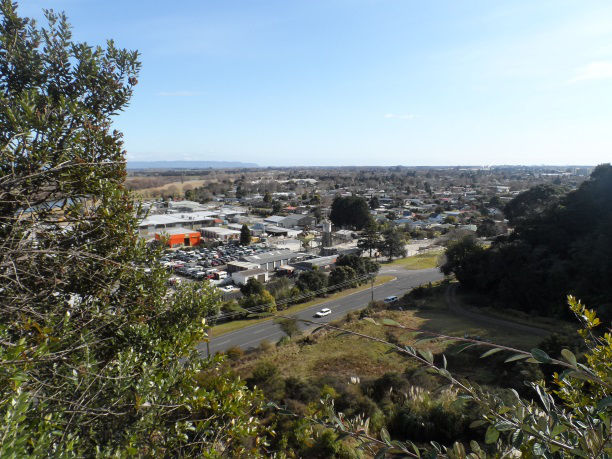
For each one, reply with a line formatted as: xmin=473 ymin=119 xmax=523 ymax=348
xmin=383 ymin=296 xmax=399 ymax=303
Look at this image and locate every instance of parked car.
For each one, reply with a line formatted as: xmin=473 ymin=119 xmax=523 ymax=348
xmin=383 ymin=296 xmax=399 ymax=303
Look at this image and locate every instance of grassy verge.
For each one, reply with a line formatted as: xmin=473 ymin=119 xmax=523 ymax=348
xmin=385 ymin=249 xmax=444 ymax=270
xmin=211 ymin=275 xmax=394 ymax=336
xmin=231 ymin=283 xmax=555 ymax=381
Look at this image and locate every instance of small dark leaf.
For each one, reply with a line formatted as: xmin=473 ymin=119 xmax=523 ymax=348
xmin=530 ymin=348 xmax=552 ymax=364
xmin=511 ymin=429 xmax=523 ymax=448
xmin=597 ymin=396 xmax=612 ymax=411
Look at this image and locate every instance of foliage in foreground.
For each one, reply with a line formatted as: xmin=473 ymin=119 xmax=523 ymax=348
xmin=303 ymin=296 xmax=611 ymax=458
xmin=0 ymin=3 xmax=266 ymax=455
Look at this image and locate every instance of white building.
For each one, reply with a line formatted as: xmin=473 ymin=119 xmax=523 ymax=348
xmin=200 ymin=226 xmax=241 ymax=241
xmin=232 ymin=268 xmax=269 ymax=285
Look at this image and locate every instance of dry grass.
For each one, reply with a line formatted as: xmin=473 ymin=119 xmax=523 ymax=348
xmin=232 ymin=284 xmax=554 ymax=381
xmin=129 ymin=179 xmax=211 ymax=197
xmin=234 ymin=317 xmax=417 ymax=380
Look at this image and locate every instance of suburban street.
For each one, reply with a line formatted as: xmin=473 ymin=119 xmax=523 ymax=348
xmin=202 ymin=266 xmax=444 ymax=355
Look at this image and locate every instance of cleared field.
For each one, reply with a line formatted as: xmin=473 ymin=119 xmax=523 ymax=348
xmin=385 ymin=250 xmax=444 ymax=270
xmin=131 ymin=179 xmax=209 ymax=197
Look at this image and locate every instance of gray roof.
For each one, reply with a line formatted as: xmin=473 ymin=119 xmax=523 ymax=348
xmin=242 ymin=250 xmax=304 ymax=264
xmin=297 ymin=255 xmax=338 ymax=268
xmin=234 ymin=268 xmax=268 ymax=276
xmin=264 ymin=215 xmax=286 ymax=223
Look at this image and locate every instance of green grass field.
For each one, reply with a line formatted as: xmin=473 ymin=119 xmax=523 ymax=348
xmin=385 ymin=250 xmax=444 ymax=270
xmin=211 ymin=275 xmax=395 ymax=336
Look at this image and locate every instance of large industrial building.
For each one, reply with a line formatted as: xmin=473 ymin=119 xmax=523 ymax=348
xmin=199 ymin=226 xmax=241 ymax=241
xmin=154 ymin=227 xmax=202 ymax=247
xmin=241 ymin=250 xmax=306 ymax=271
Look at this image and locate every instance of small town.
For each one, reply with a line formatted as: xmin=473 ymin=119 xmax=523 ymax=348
xmin=129 ymin=165 xmax=593 ymax=350
xmin=2 ymin=0 xmax=610 ymax=457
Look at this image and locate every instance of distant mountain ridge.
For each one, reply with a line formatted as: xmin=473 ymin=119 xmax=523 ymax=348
xmin=127 ymin=160 xmax=258 ymax=169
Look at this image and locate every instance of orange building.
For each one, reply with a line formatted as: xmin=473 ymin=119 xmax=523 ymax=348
xmin=155 ymin=227 xmax=201 ymax=247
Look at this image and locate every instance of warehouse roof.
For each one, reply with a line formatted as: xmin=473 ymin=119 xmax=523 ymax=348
xmin=242 ymin=250 xmax=303 ymax=264
xmin=227 ymin=261 xmax=259 ymax=270
xmin=139 ymin=214 xmax=185 ymax=227
xmin=264 ymin=215 xmax=286 ymax=224
xmin=156 ymin=227 xmax=200 ymax=236
xmin=200 ymin=226 xmax=241 ymax=235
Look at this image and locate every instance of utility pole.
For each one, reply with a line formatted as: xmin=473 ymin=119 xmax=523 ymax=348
xmin=206 ymin=323 xmax=211 ymax=358
xmin=370 ymin=274 xmax=375 ymax=303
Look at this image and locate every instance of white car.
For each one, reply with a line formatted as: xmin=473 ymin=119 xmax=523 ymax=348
xmin=314 ymin=308 xmax=331 ymax=318
xmin=384 ymin=295 xmax=399 ymax=303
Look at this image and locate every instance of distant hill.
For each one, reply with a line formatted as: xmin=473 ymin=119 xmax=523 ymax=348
xmin=127 ymin=160 xmax=258 ymax=169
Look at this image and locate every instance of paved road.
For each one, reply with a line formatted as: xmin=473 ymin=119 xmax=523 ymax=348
xmin=202 ymin=266 xmax=444 ymax=355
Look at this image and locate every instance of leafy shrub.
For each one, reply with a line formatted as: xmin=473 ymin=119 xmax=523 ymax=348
xmin=226 ymin=346 xmax=244 ymax=361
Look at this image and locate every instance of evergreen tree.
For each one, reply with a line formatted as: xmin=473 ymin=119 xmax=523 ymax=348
xmin=358 ymin=221 xmax=382 ymax=257
xmin=240 ymin=223 xmax=251 ymax=245
xmin=380 ymin=228 xmax=407 ymax=261
xmin=0 ymin=3 xmax=266 ymax=455
xmin=330 ymin=196 xmax=372 ymax=229
xmin=296 ymin=269 xmax=328 ymax=293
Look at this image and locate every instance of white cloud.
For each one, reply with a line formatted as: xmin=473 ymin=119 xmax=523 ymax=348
xmin=157 ymin=91 xmax=204 ymax=97
xmin=384 ymin=113 xmax=415 ymax=120
xmin=569 ymin=61 xmax=612 ymax=83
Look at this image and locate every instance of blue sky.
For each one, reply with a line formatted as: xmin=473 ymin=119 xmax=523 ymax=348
xmin=22 ymin=1 xmax=612 ymax=166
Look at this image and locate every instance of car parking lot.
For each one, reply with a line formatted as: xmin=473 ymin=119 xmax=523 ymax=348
xmin=160 ymin=243 xmax=273 ymax=283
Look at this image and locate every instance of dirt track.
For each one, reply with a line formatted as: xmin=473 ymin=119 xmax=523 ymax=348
xmin=445 ymin=284 xmax=549 ymax=337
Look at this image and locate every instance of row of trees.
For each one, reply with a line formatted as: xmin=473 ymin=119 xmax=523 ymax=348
xmin=235 ymin=255 xmax=380 ymax=316
xmin=358 ymin=221 xmax=408 ymax=261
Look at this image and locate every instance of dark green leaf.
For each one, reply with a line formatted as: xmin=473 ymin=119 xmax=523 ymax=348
xmin=597 ymin=396 xmax=612 ymax=411
xmin=530 ymin=348 xmax=552 ymax=364
xmin=485 ymin=425 xmax=499 ymax=444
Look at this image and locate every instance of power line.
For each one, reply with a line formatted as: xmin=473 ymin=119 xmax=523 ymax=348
xmin=209 ymin=273 xmax=376 ymax=323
